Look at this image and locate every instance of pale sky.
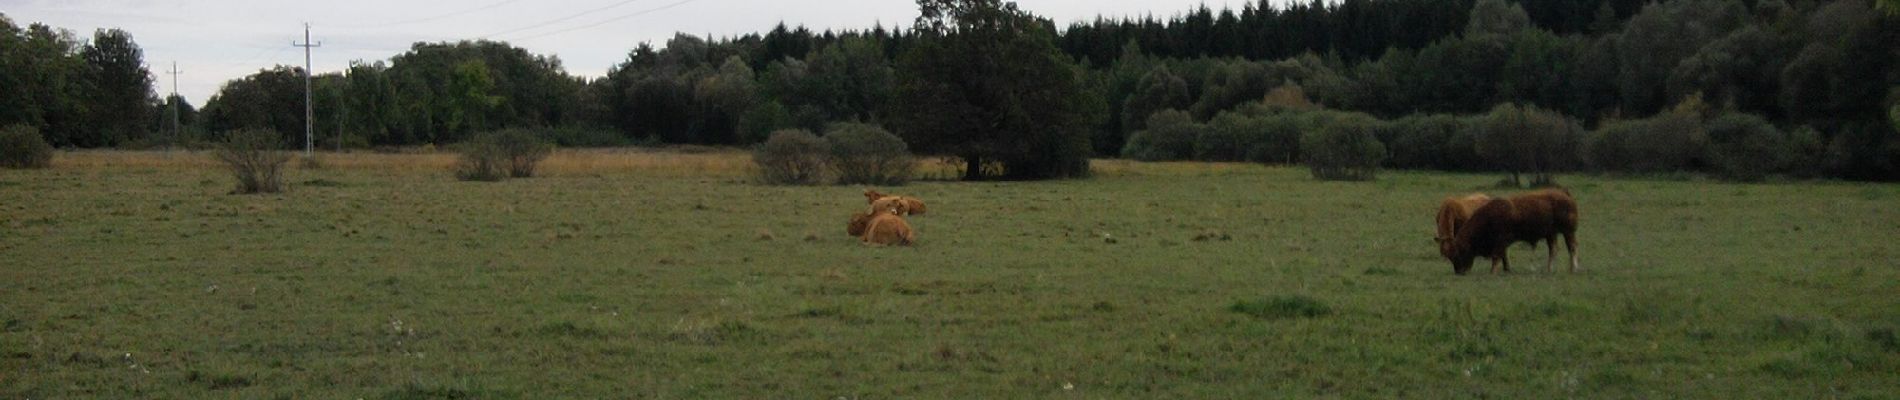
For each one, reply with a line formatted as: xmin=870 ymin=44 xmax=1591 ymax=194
xmin=3 ymin=0 xmax=1260 ymax=106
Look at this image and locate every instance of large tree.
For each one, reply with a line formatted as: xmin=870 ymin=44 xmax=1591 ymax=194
xmin=893 ymin=0 xmax=1100 ymax=180
xmin=81 ymin=28 xmax=157 ymax=147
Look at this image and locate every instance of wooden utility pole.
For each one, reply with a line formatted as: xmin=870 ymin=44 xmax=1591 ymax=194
xmin=165 ymin=62 xmax=182 ymax=148
xmin=293 ymin=23 xmax=322 ymax=155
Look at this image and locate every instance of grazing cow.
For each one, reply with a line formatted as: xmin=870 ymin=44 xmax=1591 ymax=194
xmin=1434 ymin=193 xmax=1494 ymax=258
xmin=847 ymin=212 xmax=872 ymax=236
xmin=860 ymin=207 xmax=916 ymax=246
xmin=864 ymin=189 xmax=927 ymax=216
xmin=1440 ymin=189 xmax=1580 ymax=275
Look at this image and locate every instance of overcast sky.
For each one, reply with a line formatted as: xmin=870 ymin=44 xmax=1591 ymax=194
xmin=4 ymin=0 xmax=1264 ymax=106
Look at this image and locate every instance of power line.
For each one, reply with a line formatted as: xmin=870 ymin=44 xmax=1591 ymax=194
xmin=504 ymin=0 xmax=704 ymax=42
xmin=293 ymin=23 xmax=322 ymax=156
xmin=478 ymin=0 xmax=651 ymax=39
xmin=331 ymin=0 xmax=529 ymax=28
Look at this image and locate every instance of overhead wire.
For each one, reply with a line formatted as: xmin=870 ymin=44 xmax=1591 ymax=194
xmin=477 ymin=0 xmax=653 ymax=39
xmin=502 ymin=0 xmax=704 ymax=42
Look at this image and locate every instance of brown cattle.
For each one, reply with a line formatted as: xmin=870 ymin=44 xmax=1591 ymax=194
xmin=860 ymin=208 xmax=916 ymax=246
xmin=1440 ymin=189 xmax=1580 ymax=275
xmin=864 ymin=189 xmax=927 ymax=216
xmin=1434 ymin=193 xmax=1494 ymax=258
xmin=846 ymin=212 xmax=872 ymax=236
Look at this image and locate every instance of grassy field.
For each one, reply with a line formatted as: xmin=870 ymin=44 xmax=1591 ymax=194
xmin=3 ymin=150 xmax=1898 ymax=398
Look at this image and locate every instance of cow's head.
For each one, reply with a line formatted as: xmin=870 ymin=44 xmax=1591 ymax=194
xmin=1437 ymin=236 xmax=1475 ymax=275
xmin=863 ymin=189 xmax=887 ymax=204
xmin=847 ymin=212 xmax=872 ymax=236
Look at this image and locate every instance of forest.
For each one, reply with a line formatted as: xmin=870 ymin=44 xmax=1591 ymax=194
xmin=1 ymin=0 xmax=1897 ymax=181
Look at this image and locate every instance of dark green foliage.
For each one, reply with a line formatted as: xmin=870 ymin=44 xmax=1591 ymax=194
xmin=1300 ymin=112 xmax=1386 ymax=181
xmin=1121 ymin=66 xmax=1191 ymax=133
xmin=453 ymin=129 xmax=553 ymax=181
xmin=1616 ymin=0 xmax=1748 ymax=115
xmin=1230 ymin=295 xmax=1332 ymax=320
xmin=1825 ymin=123 xmax=1900 ymax=181
xmin=1198 ymin=110 xmax=1292 ymax=163
xmin=1474 ymin=104 xmax=1584 ymax=186
xmin=0 ymin=124 xmax=53 ymax=169
xmin=1122 ymin=109 xmax=1201 ymax=161
xmin=79 ymin=28 xmax=157 ymax=147
xmin=1705 ymin=113 xmax=1791 ymax=181
xmin=737 ymin=101 xmax=796 ymax=145
xmin=753 ymin=129 xmax=829 ymax=185
xmin=1588 ymin=111 xmax=1707 ymax=174
xmin=893 ymin=0 xmax=1096 ymax=180
xmin=1386 ymin=114 xmax=1482 ymax=171
xmin=825 ymin=122 xmax=914 ymax=185
xmin=212 ymin=129 xmax=290 ymax=194
xmin=543 ymin=126 xmax=629 ymax=148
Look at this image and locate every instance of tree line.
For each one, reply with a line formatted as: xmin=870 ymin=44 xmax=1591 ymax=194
xmin=1 ymin=0 xmax=1897 ymax=181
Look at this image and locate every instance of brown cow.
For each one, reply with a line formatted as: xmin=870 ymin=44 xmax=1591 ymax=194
xmin=860 ymin=207 xmax=916 ymax=246
xmin=864 ymin=189 xmax=927 ymax=216
xmin=1440 ymin=189 xmax=1580 ymax=275
xmin=1434 ymin=193 xmax=1494 ymax=258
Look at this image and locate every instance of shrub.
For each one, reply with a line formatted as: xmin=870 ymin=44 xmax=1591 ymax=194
xmin=754 ymin=129 xmax=829 ymax=185
xmin=1704 ymin=113 xmax=1790 ymax=182
xmin=826 ymin=122 xmax=914 ymax=185
xmin=1474 ymin=104 xmax=1584 ymax=186
xmin=1122 ymin=109 xmax=1202 ymax=161
xmin=1386 ymin=114 xmax=1482 ymax=171
xmin=1587 ymin=111 xmax=1706 ymax=174
xmin=454 ymin=129 xmax=553 ymax=181
xmin=1825 ymin=123 xmax=1900 ymax=182
xmin=1300 ymin=113 xmax=1386 ymax=181
xmin=0 ymin=125 xmax=54 ymax=169
xmin=213 ymin=129 xmax=291 ymax=194
xmin=1198 ymin=112 xmax=1262 ymax=162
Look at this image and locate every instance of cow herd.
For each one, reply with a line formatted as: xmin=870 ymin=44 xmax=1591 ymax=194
xmin=1433 ymin=189 xmax=1581 ymax=275
xmin=842 ymin=186 xmax=1580 ymax=276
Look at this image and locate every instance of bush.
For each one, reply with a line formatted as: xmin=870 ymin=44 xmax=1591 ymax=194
xmin=826 ymin=122 xmax=914 ymax=185
xmin=454 ymin=129 xmax=553 ymax=181
xmin=1122 ymin=109 xmax=1202 ymax=161
xmin=1704 ymin=113 xmax=1790 ymax=182
xmin=1386 ymin=114 xmax=1482 ymax=171
xmin=1587 ymin=111 xmax=1706 ymax=174
xmin=1474 ymin=104 xmax=1584 ymax=186
xmin=213 ymin=129 xmax=291 ymax=194
xmin=1825 ymin=123 xmax=1900 ymax=182
xmin=754 ymin=129 xmax=829 ymax=185
xmin=1300 ymin=113 xmax=1386 ymax=181
xmin=0 ymin=125 xmax=54 ymax=169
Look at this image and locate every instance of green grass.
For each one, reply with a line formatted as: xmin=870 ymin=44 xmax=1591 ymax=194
xmin=3 ymin=155 xmax=1898 ymax=398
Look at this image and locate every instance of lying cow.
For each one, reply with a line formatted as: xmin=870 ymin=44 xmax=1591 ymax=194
xmin=859 ymin=206 xmax=916 ymax=246
xmin=864 ymin=189 xmax=927 ymax=216
xmin=1438 ymin=189 xmax=1580 ymax=275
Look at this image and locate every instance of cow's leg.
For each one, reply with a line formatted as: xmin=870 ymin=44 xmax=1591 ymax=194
xmin=1545 ymin=236 xmax=1557 ymax=272
xmin=1565 ymin=232 xmax=1580 ymax=272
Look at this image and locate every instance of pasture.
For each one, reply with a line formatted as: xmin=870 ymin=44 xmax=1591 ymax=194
xmin=3 ymin=150 xmax=1898 ymax=398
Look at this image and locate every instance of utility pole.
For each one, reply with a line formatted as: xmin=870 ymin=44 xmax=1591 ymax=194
xmin=293 ymin=23 xmax=322 ymax=155
xmin=165 ymin=62 xmax=182 ymax=149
